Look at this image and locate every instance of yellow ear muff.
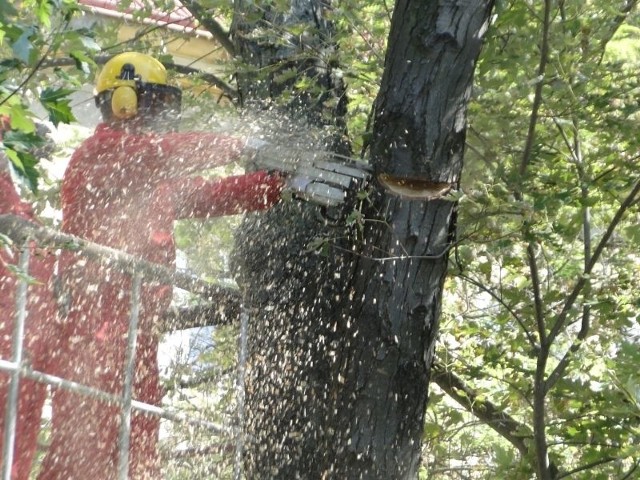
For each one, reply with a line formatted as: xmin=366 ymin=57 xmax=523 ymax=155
xmin=111 ymin=86 xmax=138 ymax=119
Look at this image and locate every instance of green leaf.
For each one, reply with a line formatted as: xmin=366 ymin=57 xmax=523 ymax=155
xmin=423 ymin=421 xmax=443 ymax=440
xmin=69 ymin=50 xmax=95 ymax=74
xmin=4 ymin=149 xmax=39 ymax=192
xmin=39 ymin=87 xmax=76 ymax=126
xmin=623 ymin=224 xmax=640 ymax=243
xmin=5 ymin=105 xmax=35 ymax=133
xmin=35 ymin=0 xmax=53 ymax=27
xmin=2 ymin=129 xmax=44 ymax=153
xmin=5 ymin=263 xmax=38 ymax=285
xmin=79 ymin=35 xmax=101 ymax=52
xmin=494 ymin=444 xmax=515 ymax=467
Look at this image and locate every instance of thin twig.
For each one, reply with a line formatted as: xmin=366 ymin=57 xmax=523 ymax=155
xmin=39 ymin=56 xmax=238 ymax=101
xmin=596 ymin=0 xmax=640 ymax=65
xmin=0 ymin=19 xmax=65 ymax=108
xmin=545 ymin=178 xmax=640 ymax=391
xmin=526 ymin=3 xmax=553 ymax=478
xmin=528 ymin=243 xmax=547 ymax=344
xmin=179 ymin=0 xmax=236 ymax=55
xmin=518 ymin=0 xmax=552 ymax=176
xmin=556 ymin=456 xmax=618 ymax=479
xmin=455 ymin=271 xmax=537 ymax=349
xmin=619 ymin=460 xmax=640 ymax=480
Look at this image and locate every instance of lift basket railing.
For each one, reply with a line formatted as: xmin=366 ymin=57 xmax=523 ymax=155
xmin=0 ymin=213 xmax=246 ymax=480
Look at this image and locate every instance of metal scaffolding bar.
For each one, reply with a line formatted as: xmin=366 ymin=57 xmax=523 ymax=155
xmin=117 ymin=271 xmax=143 ymax=480
xmin=1 ymin=243 xmax=29 ymax=480
xmin=0 ymin=214 xmax=236 ymax=300
xmin=0 ymin=213 xmax=242 ymax=476
xmin=233 ymin=309 xmax=250 ymax=480
xmin=0 ymin=359 xmax=228 ymax=434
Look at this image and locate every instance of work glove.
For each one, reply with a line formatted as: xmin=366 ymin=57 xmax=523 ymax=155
xmin=245 ymin=138 xmax=371 ymax=207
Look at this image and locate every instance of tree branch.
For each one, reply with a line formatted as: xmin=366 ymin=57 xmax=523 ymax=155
xmin=455 ymin=271 xmax=538 ymax=349
xmin=518 ymin=0 xmax=552 ymax=176
xmin=556 ymin=456 xmax=618 ymax=479
xmin=170 ymin=62 xmax=238 ymax=100
xmin=619 ymin=460 xmax=640 ymax=480
xmin=523 ymin=3 xmax=553 ymax=478
xmin=527 ymin=243 xmax=547 ymax=344
xmin=543 ymin=116 xmax=592 ymax=393
xmin=0 ymin=20 xmax=64 ymax=109
xmin=533 ymin=343 xmax=553 ymax=480
xmin=596 ymin=0 xmax=640 ymax=64
xmin=160 ymin=298 xmax=242 ymax=333
xmin=179 ymin=0 xmax=236 ymax=56
xmin=165 ymin=366 xmax=235 ymax=390
xmin=39 ymin=56 xmax=238 ymax=101
xmin=431 ymin=362 xmax=531 ymax=457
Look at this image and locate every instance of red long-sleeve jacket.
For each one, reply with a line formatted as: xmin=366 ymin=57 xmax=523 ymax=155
xmin=0 ymin=170 xmax=54 ymax=327
xmin=38 ymin=124 xmax=284 ymax=479
xmin=62 ymin=124 xmax=283 ymax=266
xmin=59 ymin=123 xmax=284 ymax=339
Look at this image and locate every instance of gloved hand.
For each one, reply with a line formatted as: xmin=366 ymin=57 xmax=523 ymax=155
xmin=245 ymin=138 xmax=371 ymax=207
xmin=244 ymin=137 xmax=271 ymax=152
xmin=244 ymin=138 xmax=306 ymax=175
xmin=283 ymin=162 xmax=371 ymax=207
xmin=282 ymin=173 xmax=346 ymax=207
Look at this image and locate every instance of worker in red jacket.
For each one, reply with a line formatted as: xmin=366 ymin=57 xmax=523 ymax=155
xmin=0 ymin=156 xmax=56 ymax=480
xmin=37 ymin=52 xmax=286 ymax=480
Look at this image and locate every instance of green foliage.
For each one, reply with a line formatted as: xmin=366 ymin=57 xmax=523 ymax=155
xmin=39 ymin=87 xmax=75 ymax=126
xmin=0 ymin=0 xmax=91 ymax=188
xmin=329 ymin=0 xmax=389 ymax=154
xmin=432 ymin=1 xmax=640 ymax=478
xmin=160 ymin=324 xmax=240 ymax=479
xmin=2 ymin=128 xmax=44 ymax=190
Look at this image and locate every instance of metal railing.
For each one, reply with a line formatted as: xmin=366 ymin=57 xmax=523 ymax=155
xmin=0 ymin=214 xmax=246 ymax=480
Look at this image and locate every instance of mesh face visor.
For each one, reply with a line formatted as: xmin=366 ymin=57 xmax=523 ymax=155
xmin=137 ymin=83 xmax=182 ymax=118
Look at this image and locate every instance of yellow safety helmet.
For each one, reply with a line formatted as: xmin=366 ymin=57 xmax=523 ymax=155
xmin=95 ymin=52 xmax=181 ymax=122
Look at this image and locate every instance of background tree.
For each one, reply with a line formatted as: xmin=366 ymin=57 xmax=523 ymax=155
xmin=431 ymin=1 xmax=640 ymax=478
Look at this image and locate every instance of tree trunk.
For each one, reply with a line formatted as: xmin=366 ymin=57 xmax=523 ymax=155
xmin=232 ymin=0 xmax=494 ymax=478
xmin=327 ymin=5 xmax=494 ymax=477
xmin=231 ymin=0 xmax=349 ymax=152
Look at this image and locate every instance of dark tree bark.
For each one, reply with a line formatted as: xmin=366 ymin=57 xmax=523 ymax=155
xmin=231 ymin=0 xmax=494 ymax=478
xmin=231 ymin=0 xmax=349 ymax=153
xmin=325 ymin=4 xmax=495 ymax=477
xmin=230 ymin=2 xmax=352 ymax=478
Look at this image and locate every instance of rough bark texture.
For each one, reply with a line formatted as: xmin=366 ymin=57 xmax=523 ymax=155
xmin=231 ymin=2 xmax=353 ymax=477
xmin=234 ymin=203 xmax=356 ymax=478
xmin=232 ymin=0 xmax=494 ymax=478
xmin=328 ymin=6 xmax=494 ymax=477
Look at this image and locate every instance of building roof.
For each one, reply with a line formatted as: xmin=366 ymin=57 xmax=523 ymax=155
xmin=77 ymin=0 xmax=212 ymax=38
